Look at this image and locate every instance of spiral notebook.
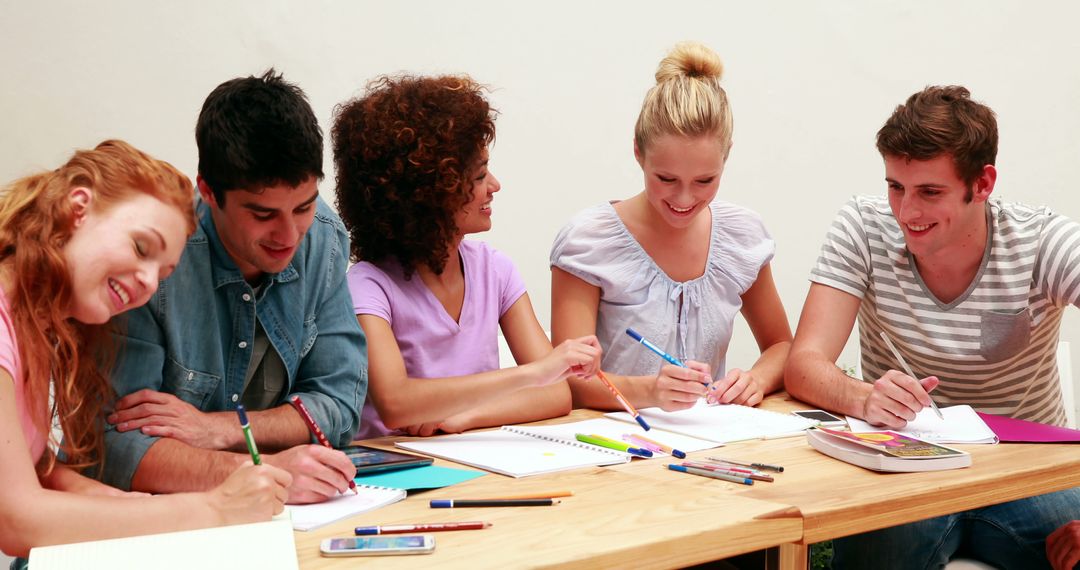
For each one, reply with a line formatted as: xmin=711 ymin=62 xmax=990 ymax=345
xmin=606 ymin=400 xmax=818 ymax=443
xmin=395 ymin=422 xmax=636 ymax=478
xmin=289 ymin=484 xmax=406 ymax=531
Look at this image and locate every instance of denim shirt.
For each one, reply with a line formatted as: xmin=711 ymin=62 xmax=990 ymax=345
xmin=101 ymin=196 xmax=367 ymax=489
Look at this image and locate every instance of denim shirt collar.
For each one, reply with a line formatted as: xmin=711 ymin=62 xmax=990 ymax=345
xmin=196 ymin=197 xmax=300 ymax=290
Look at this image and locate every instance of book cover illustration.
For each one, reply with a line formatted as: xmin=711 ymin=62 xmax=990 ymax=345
xmin=815 ymin=427 xmax=966 ymax=459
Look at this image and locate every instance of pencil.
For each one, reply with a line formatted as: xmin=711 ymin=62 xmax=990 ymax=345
xmin=878 ymin=331 xmax=944 ymax=420
xmin=290 ymin=395 xmax=358 ymax=494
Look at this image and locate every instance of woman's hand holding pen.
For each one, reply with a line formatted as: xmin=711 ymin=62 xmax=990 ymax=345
xmin=529 ymin=335 xmax=602 ymax=385
xmin=206 ymin=462 xmax=291 ymax=525
xmin=706 ymin=368 xmax=764 ymax=407
xmin=653 ymin=361 xmax=710 ymax=412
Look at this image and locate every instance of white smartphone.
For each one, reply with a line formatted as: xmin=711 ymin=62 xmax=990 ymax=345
xmin=320 ymin=535 xmax=436 ymax=557
xmin=792 ymin=409 xmax=847 ymax=427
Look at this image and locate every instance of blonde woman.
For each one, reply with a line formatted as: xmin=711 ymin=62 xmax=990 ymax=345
xmin=551 ymin=42 xmax=791 ymax=412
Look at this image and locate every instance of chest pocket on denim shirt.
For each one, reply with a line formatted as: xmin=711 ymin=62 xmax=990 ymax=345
xmin=301 ymin=316 xmax=318 ymax=358
xmin=163 ymin=358 xmax=221 ymax=409
xmin=978 ymin=308 xmax=1032 ymax=362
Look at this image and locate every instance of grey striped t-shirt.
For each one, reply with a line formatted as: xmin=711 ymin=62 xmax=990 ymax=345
xmin=811 ymin=196 xmax=1080 ymax=425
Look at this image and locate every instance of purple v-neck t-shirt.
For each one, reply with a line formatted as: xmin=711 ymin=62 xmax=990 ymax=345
xmin=347 ymin=240 xmax=527 ymax=439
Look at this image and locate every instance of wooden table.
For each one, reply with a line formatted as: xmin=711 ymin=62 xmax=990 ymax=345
xmin=294 ymin=411 xmax=802 ymax=569
xmin=612 ymin=393 xmax=1080 ymax=569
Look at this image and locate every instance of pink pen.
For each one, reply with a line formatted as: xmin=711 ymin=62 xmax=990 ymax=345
xmin=623 ymin=434 xmax=664 ymax=454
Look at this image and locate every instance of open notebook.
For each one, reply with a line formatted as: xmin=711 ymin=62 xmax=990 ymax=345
xmin=845 ymin=404 xmax=998 ymax=444
xmin=290 ymin=484 xmax=406 ymax=531
xmin=28 ymin=519 xmax=297 ymax=570
xmin=397 ymin=419 xmax=660 ymax=477
xmin=606 ymin=400 xmax=818 ymax=443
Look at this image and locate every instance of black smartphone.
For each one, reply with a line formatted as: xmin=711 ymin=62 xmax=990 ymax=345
xmin=343 ymin=445 xmax=433 ymax=474
xmin=791 ymin=409 xmax=847 ymax=427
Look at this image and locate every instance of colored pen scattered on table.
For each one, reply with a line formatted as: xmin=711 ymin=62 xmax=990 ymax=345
xmin=705 ymin=456 xmax=784 ymax=473
xmin=682 ymin=461 xmax=774 ymax=482
xmin=290 ymin=395 xmax=357 ymax=494
xmin=623 ymin=433 xmax=686 ymax=459
xmin=575 ymin=433 xmax=653 ymax=457
xmin=595 ymin=370 xmax=651 ymax=431
xmin=355 ymin=521 xmax=491 ymax=535
xmin=878 ymin=331 xmax=944 ymax=420
xmin=431 ymin=499 xmax=560 ymax=508
xmin=236 ymin=404 xmax=261 ymax=465
xmin=667 ymin=464 xmax=753 ymax=485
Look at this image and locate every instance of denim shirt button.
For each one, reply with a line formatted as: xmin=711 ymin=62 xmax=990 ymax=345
xmin=231 ymin=393 xmax=239 ymax=402
xmin=238 ymin=341 xmax=248 ymax=349
xmin=242 ymin=293 xmax=252 ymax=302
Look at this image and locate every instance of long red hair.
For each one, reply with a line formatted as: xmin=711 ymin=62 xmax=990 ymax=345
xmin=0 ymin=139 xmax=195 ymax=474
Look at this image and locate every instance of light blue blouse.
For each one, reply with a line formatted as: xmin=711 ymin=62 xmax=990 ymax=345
xmin=550 ymin=200 xmax=774 ymax=379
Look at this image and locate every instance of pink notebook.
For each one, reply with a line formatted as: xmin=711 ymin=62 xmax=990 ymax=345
xmin=976 ymin=412 xmax=1080 ymax=443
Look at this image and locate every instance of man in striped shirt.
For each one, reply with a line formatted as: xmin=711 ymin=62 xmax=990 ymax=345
xmin=786 ymin=86 xmax=1080 ymax=570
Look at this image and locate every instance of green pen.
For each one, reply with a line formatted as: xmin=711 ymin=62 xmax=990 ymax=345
xmin=236 ymin=404 xmax=261 ymax=465
xmin=575 ymin=433 xmax=653 ymax=457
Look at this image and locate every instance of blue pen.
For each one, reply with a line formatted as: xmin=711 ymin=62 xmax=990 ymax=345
xmin=625 ymin=328 xmax=686 ymax=367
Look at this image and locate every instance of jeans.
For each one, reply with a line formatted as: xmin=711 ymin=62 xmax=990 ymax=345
xmin=832 ymin=487 xmax=1080 ymax=570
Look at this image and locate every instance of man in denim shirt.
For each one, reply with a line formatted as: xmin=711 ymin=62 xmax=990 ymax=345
xmin=101 ymin=70 xmax=367 ymax=504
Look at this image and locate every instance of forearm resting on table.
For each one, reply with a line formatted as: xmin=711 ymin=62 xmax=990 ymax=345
xmin=131 ymin=438 xmax=246 ymax=493
xmin=784 ymin=347 xmax=871 ymax=416
xmin=451 ymin=382 xmax=571 ymax=430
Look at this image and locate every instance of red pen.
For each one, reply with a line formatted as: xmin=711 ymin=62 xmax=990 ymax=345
xmin=290 ymin=394 xmax=357 ymax=494
xmin=354 ymin=521 xmax=492 ymax=535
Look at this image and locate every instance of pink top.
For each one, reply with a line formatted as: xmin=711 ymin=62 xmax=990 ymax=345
xmin=347 ymin=240 xmax=527 ymax=439
xmin=0 ymin=288 xmax=46 ymax=462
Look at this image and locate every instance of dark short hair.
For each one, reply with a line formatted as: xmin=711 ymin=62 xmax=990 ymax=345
xmin=196 ymin=69 xmax=324 ymax=204
xmin=876 ymin=85 xmax=997 ymax=188
xmin=331 ymin=75 xmax=496 ymax=278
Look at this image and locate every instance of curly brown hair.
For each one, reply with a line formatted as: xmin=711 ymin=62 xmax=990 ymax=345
xmin=332 ymin=75 xmax=496 ymax=278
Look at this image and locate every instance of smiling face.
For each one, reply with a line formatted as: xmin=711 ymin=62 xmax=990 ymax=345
xmin=200 ymin=177 xmax=319 ymax=282
xmin=635 ymin=134 xmax=726 ymax=229
xmin=62 ymin=190 xmax=189 ymax=324
xmin=454 ymin=148 xmax=500 ymax=236
xmin=884 ymin=154 xmax=995 ymax=261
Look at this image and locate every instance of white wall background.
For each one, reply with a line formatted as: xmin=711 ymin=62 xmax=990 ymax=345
xmin=2 ymin=0 xmax=1079 ymax=373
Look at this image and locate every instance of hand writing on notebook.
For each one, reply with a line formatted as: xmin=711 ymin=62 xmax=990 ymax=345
xmin=1047 ymin=520 xmax=1080 ymax=570
xmin=653 ymin=361 xmax=710 ymax=412
xmin=706 ymin=368 xmax=766 ymax=407
xmin=863 ymin=370 xmax=940 ymax=430
xmin=263 ymin=445 xmax=356 ymax=504
xmin=209 ymin=463 xmax=292 ymax=523
xmin=108 ymin=388 xmax=235 ymax=449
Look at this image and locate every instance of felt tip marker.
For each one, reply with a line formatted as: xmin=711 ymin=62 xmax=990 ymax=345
xmin=355 ymin=521 xmax=491 ymax=535
xmin=575 ymin=433 xmax=653 ymax=457
xmin=667 ymin=464 xmax=753 ymax=485
xmin=595 ymin=370 xmax=650 ymax=431
xmin=625 ymin=328 xmax=686 ymax=367
xmin=236 ymin=404 xmax=261 ymax=465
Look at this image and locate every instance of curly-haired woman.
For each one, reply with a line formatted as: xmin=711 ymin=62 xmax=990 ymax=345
xmin=333 ymin=75 xmax=601 ymax=438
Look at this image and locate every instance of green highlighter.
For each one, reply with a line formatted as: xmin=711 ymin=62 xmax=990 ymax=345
xmin=575 ymin=433 xmax=653 ymax=457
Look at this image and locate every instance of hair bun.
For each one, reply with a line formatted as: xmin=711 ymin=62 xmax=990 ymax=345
xmin=655 ymin=41 xmax=724 ymax=84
